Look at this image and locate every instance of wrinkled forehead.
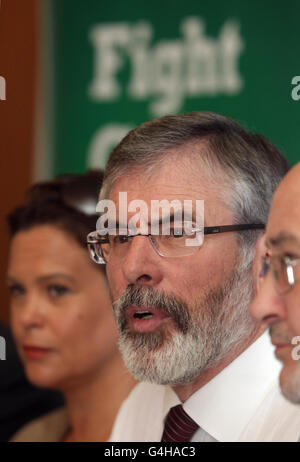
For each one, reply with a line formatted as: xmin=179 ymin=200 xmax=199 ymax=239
xmin=110 ymin=149 xmax=228 ymax=197
xmin=107 ymin=158 xmax=233 ymax=225
xmin=110 ymin=176 xmax=201 ymax=203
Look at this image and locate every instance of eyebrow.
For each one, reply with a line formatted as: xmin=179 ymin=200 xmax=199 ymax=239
xmin=149 ymin=212 xmax=193 ymax=227
xmin=114 ymin=211 xmax=196 ymax=230
xmin=266 ymin=232 xmax=300 ymax=248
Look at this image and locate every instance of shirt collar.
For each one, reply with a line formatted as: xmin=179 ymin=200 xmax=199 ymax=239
xmin=182 ymin=331 xmax=281 ymax=442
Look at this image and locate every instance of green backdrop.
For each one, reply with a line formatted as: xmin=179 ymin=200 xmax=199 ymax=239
xmin=49 ymin=0 xmax=300 ymax=175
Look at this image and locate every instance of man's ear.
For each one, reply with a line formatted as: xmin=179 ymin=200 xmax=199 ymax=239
xmin=252 ymin=233 xmax=267 ymax=293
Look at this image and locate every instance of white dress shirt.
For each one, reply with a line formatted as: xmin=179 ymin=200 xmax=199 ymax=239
xmin=109 ymin=332 xmax=300 ymax=442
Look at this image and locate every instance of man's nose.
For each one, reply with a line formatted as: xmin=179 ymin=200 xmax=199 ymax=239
xmin=121 ymin=235 xmax=163 ymax=286
xmin=250 ymin=271 xmax=286 ymax=325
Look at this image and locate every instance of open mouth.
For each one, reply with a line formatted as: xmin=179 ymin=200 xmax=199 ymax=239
xmin=125 ymin=305 xmax=171 ymax=333
xmin=133 ymin=311 xmax=154 ymax=320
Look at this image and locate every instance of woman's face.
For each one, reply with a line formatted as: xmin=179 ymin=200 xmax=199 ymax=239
xmin=7 ymin=224 xmax=118 ymax=390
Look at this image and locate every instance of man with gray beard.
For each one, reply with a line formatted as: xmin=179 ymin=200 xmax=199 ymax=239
xmin=87 ymin=112 xmax=300 ymax=441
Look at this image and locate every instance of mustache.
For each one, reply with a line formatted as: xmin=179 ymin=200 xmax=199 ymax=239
xmin=269 ymin=323 xmax=293 ymax=344
xmin=112 ymin=285 xmax=190 ymax=334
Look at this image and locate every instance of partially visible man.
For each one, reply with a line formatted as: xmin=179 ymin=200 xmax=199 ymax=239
xmin=88 ymin=112 xmax=300 ymax=441
xmin=251 ymin=162 xmax=300 ymax=405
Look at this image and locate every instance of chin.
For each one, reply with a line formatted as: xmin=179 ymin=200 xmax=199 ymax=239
xmin=24 ymin=363 xmax=62 ymax=390
xmin=279 ymin=361 xmax=300 ymax=404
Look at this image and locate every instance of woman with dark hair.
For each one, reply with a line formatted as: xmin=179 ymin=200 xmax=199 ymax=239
xmin=6 ymin=171 xmax=135 ymax=442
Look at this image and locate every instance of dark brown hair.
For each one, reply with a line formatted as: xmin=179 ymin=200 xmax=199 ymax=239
xmin=7 ymin=170 xmax=103 ymax=269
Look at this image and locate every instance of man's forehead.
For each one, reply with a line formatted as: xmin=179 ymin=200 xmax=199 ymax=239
xmin=110 ymin=146 xmax=226 ymax=197
xmin=266 ymin=170 xmax=300 ymax=249
xmin=109 ymin=178 xmax=200 ymax=201
xmin=266 ymin=212 xmax=300 ymax=250
xmin=266 ymin=231 xmax=300 ymax=249
xmin=109 ymin=165 xmax=219 ymax=203
xmin=272 ymin=162 xmax=300 ymax=211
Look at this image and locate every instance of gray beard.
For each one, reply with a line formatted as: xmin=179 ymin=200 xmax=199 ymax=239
xmin=113 ymin=257 xmax=256 ymax=386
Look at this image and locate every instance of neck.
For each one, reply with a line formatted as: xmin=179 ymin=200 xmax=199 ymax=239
xmin=173 ymin=324 xmax=266 ymax=402
xmin=61 ymin=352 xmax=135 ymax=442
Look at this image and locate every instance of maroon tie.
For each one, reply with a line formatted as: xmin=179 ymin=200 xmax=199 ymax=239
xmin=161 ymin=404 xmax=199 ymax=442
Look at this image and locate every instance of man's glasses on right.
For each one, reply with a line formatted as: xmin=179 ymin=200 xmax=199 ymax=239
xmin=261 ymin=254 xmax=300 ymax=294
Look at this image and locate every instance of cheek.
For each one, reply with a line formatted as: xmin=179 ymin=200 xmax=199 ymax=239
xmin=48 ymin=311 xmax=93 ymax=375
xmin=60 ymin=314 xmax=118 ymax=376
xmin=10 ymin=307 xmax=23 ymax=345
xmin=286 ymin=312 xmax=300 ymax=337
xmin=54 ymin=310 xmax=94 ymax=356
xmin=106 ymin=262 xmax=124 ymax=299
xmin=58 ymin=294 xmax=117 ymax=357
xmin=285 ymin=293 xmax=300 ymax=335
xmin=173 ymin=253 xmax=231 ymax=294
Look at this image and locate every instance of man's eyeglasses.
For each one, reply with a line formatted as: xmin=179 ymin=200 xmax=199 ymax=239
xmin=261 ymin=254 xmax=300 ymax=294
xmin=87 ymin=223 xmax=265 ymax=264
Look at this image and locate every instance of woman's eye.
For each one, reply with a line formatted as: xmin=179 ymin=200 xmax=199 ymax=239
xmin=47 ymin=284 xmax=70 ymax=298
xmin=8 ymin=284 xmax=25 ymax=297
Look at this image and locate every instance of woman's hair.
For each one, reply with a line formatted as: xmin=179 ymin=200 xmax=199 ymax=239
xmin=7 ymin=170 xmax=103 ymax=269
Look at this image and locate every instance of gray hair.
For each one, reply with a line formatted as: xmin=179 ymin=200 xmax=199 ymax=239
xmin=101 ymin=112 xmax=289 ymax=256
